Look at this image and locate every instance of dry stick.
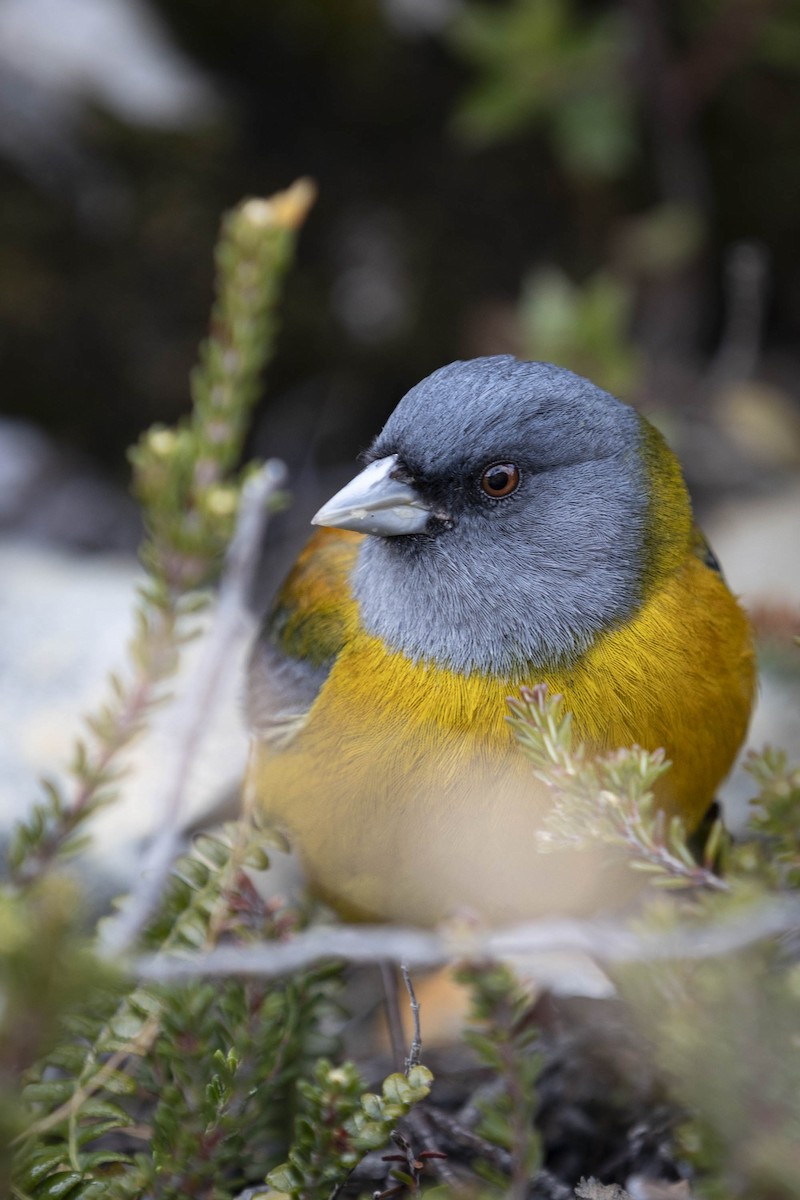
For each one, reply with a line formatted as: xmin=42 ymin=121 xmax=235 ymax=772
xmin=99 ymin=460 xmax=285 ymax=958
xmin=381 ymin=962 xmax=408 ymax=1074
xmin=403 ymin=1109 xmax=460 ymax=1189
xmin=401 ymin=964 xmax=422 ymax=1074
xmin=423 ymin=1105 xmax=512 ymax=1172
xmin=134 ymin=895 xmax=800 ymax=983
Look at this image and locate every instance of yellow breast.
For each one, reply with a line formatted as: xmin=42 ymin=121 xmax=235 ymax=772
xmin=250 ymin=550 xmax=754 ymax=926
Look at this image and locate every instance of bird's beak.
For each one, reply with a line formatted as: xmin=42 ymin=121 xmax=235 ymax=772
xmin=311 ymin=454 xmax=431 ymax=536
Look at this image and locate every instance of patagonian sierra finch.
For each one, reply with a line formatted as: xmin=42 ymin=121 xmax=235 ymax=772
xmin=246 ymin=357 xmax=755 ymax=926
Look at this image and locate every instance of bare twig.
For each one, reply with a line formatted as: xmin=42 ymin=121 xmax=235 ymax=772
xmin=401 ymin=964 xmax=422 ymax=1074
xmin=381 ymin=962 xmax=407 ymax=1073
xmin=133 ymin=896 xmax=800 ymax=984
xmin=99 ymin=461 xmax=285 ymax=958
xmin=403 ymin=1110 xmax=459 ymax=1188
xmin=423 ymin=1105 xmax=512 ymax=1172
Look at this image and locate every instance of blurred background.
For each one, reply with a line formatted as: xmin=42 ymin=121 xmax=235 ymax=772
xmin=1 ymin=0 xmax=799 ymax=869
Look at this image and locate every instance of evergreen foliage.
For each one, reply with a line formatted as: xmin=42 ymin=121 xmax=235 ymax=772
xmin=508 ymin=683 xmax=800 ymax=1198
xmin=267 ymin=1061 xmax=433 ymax=1200
xmin=454 ymin=963 xmax=542 ymax=1198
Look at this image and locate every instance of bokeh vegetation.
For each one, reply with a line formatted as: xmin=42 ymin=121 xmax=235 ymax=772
xmin=3 ymin=0 xmax=800 ymax=517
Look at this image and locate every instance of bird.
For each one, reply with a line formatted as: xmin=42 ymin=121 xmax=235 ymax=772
xmin=245 ymin=356 xmax=755 ymax=928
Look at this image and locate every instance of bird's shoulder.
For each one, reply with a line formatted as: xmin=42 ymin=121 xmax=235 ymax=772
xmin=689 ymin=524 xmax=726 ymax=578
xmin=246 ymin=527 xmax=363 ymax=746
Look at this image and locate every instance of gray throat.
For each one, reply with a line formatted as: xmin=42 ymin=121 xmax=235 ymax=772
xmin=351 ymin=470 xmax=649 ymax=676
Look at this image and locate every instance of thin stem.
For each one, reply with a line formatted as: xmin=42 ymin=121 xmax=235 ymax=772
xmin=381 ymin=962 xmax=407 ymax=1073
xmin=401 ymin=964 xmax=422 ymax=1074
xmin=99 ymin=462 xmax=284 ymax=958
xmin=133 ymin=896 xmax=800 ymax=982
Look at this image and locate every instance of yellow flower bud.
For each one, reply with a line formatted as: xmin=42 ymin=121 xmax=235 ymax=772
xmin=149 ymin=429 xmax=178 ymax=458
xmin=205 ymin=485 xmax=238 ymax=517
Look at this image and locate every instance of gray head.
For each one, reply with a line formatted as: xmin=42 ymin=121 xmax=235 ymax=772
xmin=313 ymin=356 xmax=667 ymax=675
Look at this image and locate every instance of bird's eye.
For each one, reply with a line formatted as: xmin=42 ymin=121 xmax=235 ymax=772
xmin=480 ymin=462 xmax=520 ymax=498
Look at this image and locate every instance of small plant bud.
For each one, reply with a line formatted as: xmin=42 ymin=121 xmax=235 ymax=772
xmin=205 ymin=485 xmax=238 ymax=517
xmin=149 ymin=429 xmax=179 ymax=458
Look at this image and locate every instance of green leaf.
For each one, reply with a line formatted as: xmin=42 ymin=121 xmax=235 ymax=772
xmin=350 ymin=1118 xmax=390 ymax=1151
xmin=23 ymin=1151 xmax=73 ymax=1185
xmin=32 ymin=1171 xmax=84 ymax=1199
xmin=360 ymin=1093 xmax=384 ymax=1120
xmin=266 ymin=1163 xmax=303 ymax=1192
xmin=23 ymin=1080 xmax=77 ymax=1106
xmin=77 ymin=1151 xmax=134 ymax=1171
xmin=78 ymin=1099 xmax=131 ymax=1124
